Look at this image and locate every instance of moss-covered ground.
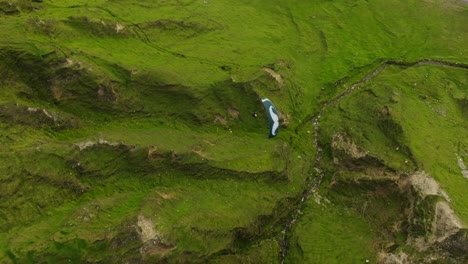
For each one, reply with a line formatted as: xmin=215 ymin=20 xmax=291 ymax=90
xmin=0 ymin=0 xmax=467 ymax=263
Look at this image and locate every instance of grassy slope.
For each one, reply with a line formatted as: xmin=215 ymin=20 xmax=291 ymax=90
xmin=0 ymin=0 xmax=467 ymax=262
xmin=288 ymin=64 xmax=467 ymax=263
xmin=320 ymin=65 xmax=468 ymax=222
xmin=287 ymin=195 xmax=377 ymax=264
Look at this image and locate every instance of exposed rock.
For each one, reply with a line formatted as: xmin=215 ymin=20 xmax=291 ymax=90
xmin=156 ymin=191 xmax=175 ymax=200
xmin=75 ymin=139 xmax=120 ymax=150
xmin=402 ymin=171 xmax=467 ymax=262
xmin=279 ymin=111 xmax=290 ymax=127
xmin=50 ymin=82 xmax=65 ymax=100
xmin=137 ymin=215 xmax=175 ymax=257
xmin=456 ymin=155 xmax=468 ymax=179
xmin=66 ymin=16 xmax=133 ymax=38
xmin=408 ymin=171 xmax=450 ymax=202
xmin=312 ymin=192 xmax=330 ymax=206
xmin=0 ymin=103 xmax=80 ymax=129
xmin=406 ymin=236 xmax=430 ymax=252
xmin=97 ymin=82 xmax=119 ymax=103
xmin=263 ymin=68 xmax=284 ymax=86
xmin=115 ymin=22 xmax=124 ymax=33
xmin=214 ymin=115 xmax=227 ymax=125
xmin=137 ymin=215 xmax=159 ymax=243
xmin=191 ymin=145 xmax=209 ymax=160
xmin=331 ymin=132 xmax=368 ymax=161
xmin=432 ymin=202 xmax=464 ymax=242
xmin=147 ymin=145 xmax=166 ymax=160
xmin=378 ymin=252 xmax=410 ymax=264
xmin=437 ymin=229 xmax=468 ymax=261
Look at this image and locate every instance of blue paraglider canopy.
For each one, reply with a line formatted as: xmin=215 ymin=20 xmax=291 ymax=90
xmin=261 ymin=98 xmax=279 ymax=138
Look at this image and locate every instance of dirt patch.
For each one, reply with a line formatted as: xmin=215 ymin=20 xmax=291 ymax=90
xmin=147 ymin=145 xmax=158 ymax=159
xmin=50 ymin=82 xmax=64 ymax=100
xmin=214 ymin=115 xmax=227 ymax=125
xmin=263 ymin=68 xmax=284 ymax=86
xmin=279 ymin=111 xmax=291 ymax=127
xmin=156 ymin=191 xmax=175 ymax=200
xmin=331 ymin=132 xmax=368 ymax=161
xmin=97 ymin=82 xmax=119 ymax=103
xmin=115 ymin=22 xmax=124 ymax=33
xmin=203 ymin=140 xmax=215 ymax=146
xmin=192 ymin=146 xmax=210 ymax=159
xmin=142 ymin=239 xmax=176 ymax=257
xmin=227 ymin=107 xmax=239 ymax=119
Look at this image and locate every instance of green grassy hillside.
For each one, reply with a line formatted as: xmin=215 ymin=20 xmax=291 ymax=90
xmin=0 ymin=0 xmax=467 ymax=263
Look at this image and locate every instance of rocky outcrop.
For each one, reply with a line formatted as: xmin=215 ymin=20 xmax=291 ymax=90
xmin=408 ymin=171 xmax=451 ymax=201
xmin=331 ymin=132 xmax=368 ymax=161
xmin=0 ymin=103 xmax=80 ymax=129
xmin=0 ymin=1 xmax=19 ymax=15
xmin=378 ymin=252 xmax=410 ymax=264
xmin=330 ymin=132 xmax=388 ymax=172
xmin=401 ymin=172 xmax=467 ymax=263
xmin=137 ymin=215 xmax=175 ymax=258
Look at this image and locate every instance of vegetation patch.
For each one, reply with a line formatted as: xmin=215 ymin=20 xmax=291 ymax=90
xmin=0 ymin=0 xmax=466 ymax=262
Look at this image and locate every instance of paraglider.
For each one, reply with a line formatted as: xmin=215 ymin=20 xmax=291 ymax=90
xmin=261 ymin=98 xmax=279 ymax=138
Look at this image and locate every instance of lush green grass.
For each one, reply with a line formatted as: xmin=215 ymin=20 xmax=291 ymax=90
xmin=287 ymin=177 xmax=411 ymax=263
xmin=0 ymin=120 xmax=311 ymax=262
xmin=0 ymin=0 xmax=467 ymax=262
xmin=287 ymin=203 xmax=376 ymax=264
xmin=2 ymin=0 xmax=466 ymax=116
xmin=1 ymin=152 xmax=305 ymax=261
xmin=287 ymin=189 xmax=377 ymax=264
xmin=4 ymin=176 xmax=272 ymax=259
xmin=320 ymin=65 xmax=468 ymax=223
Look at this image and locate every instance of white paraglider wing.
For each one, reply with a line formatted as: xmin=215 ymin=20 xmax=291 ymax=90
xmin=261 ymin=98 xmax=280 ymax=138
xmin=269 ymin=106 xmax=279 ymax=136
